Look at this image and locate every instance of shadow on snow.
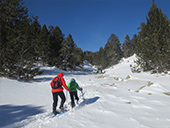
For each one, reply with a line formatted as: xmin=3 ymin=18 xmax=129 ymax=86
xmin=0 ymin=104 xmax=44 ymax=128
xmin=78 ymin=96 xmax=100 ymax=108
xmin=32 ymin=67 xmax=95 ymax=82
xmin=41 ymin=68 xmax=93 ymax=76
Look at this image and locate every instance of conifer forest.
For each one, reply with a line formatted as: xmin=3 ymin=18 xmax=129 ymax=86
xmin=0 ymin=0 xmax=170 ymax=80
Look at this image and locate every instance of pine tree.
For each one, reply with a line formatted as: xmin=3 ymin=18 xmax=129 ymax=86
xmin=104 ymin=34 xmax=122 ymax=67
xmin=98 ymin=47 xmax=107 ymax=68
xmin=65 ymin=34 xmax=77 ymax=70
xmin=137 ymin=0 xmax=170 ymax=72
xmin=130 ymin=34 xmax=138 ymax=55
xmin=83 ymin=51 xmax=93 ymax=64
xmin=38 ymin=24 xmax=50 ymax=64
xmin=48 ymin=26 xmax=64 ymax=67
xmin=90 ymin=34 xmax=122 ymax=68
xmin=60 ymin=34 xmax=83 ymax=70
xmin=73 ymin=47 xmax=83 ymax=68
xmin=92 ymin=51 xmax=100 ymax=66
xmin=0 ymin=0 xmax=43 ymax=80
xmin=122 ymin=35 xmax=131 ymax=58
xmin=30 ymin=16 xmax=41 ymax=59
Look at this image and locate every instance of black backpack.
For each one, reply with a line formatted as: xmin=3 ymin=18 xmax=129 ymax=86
xmin=51 ymin=77 xmax=61 ymax=89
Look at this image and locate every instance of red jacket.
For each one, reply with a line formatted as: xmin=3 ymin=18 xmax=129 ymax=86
xmin=50 ymin=72 xmax=69 ymax=93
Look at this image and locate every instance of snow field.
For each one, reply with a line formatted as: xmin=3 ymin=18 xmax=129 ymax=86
xmin=0 ymin=54 xmax=170 ymax=128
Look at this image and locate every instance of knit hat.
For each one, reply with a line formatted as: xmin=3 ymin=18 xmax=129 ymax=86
xmin=71 ymin=78 xmax=75 ymax=82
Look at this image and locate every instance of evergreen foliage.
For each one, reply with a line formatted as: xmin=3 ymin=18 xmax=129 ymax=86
xmin=122 ymin=35 xmax=131 ymax=58
xmin=0 ymin=0 xmax=43 ymax=80
xmin=0 ymin=0 xmax=83 ymax=80
xmin=92 ymin=51 xmax=100 ymax=66
xmin=104 ymin=34 xmax=122 ymax=67
xmin=122 ymin=34 xmax=137 ymax=58
xmin=1 ymin=0 xmax=170 ymax=80
xmin=84 ymin=34 xmax=122 ymax=69
xmin=83 ymin=51 xmax=93 ymax=64
xmin=130 ymin=34 xmax=138 ymax=54
xmin=60 ymin=34 xmax=83 ymax=70
xmin=136 ymin=0 xmax=170 ymax=72
xmin=38 ymin=24 xmax=50 ymax=64
xmin=47 ymin=26 xmax=64 ymax=67
xmin=98 ymin=47 xmax=107 ymax=68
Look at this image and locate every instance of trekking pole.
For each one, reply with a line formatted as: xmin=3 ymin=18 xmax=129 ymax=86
xmin=81 ymin=90 xmax=85 ymax=100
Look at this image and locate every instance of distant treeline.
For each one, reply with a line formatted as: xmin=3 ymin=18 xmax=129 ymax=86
xmin=0 ymin=0 xmax=170 ymax=80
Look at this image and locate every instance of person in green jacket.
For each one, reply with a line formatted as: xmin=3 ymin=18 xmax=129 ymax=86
xmin=67 ymin=78 xmax=83 ymax=108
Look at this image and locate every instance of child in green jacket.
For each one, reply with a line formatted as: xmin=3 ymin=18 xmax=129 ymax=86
xmin=67 ymin=78 xmax=83 ymax=108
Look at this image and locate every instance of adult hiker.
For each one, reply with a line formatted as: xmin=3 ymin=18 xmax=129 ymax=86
xmin=50 ymin=72 xmax=69 ymax=115
xmin=67 ymin=78 xmax=83 ymax=108
xmin=100 ymin=67 xmax=103 ymax=73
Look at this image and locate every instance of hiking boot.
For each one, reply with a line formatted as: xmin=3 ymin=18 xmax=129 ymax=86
xmin=59 ymin=106 xmax=65 ymax=112
xmin=71 ymin=102 xmax=75 ymax=108
xmin=53 ymin=110 xmax=60 ymax=115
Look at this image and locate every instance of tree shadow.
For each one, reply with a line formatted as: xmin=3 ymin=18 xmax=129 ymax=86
xmin=0 ymin=104 xmax=44 ymax=128
xmin=78 ymin=96 xmax=100 ymax=108
xmin=32 ymin=68 xmax=93 ymax=82
xmin=41 ymin=68 xmax=91 ymax=76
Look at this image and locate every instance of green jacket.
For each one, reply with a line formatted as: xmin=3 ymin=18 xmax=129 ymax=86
xmin=67 ymin=82 xmax=81 ymax=92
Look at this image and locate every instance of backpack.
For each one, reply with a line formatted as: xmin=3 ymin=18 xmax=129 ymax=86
xmin=51 ymin=77 xmax=61 ymax=89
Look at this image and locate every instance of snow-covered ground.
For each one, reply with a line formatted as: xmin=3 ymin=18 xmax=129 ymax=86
xmin=0 ymin=55 xmax=170 ymax=128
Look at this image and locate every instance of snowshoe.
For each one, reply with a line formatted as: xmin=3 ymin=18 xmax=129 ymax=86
xmin=53 ymin=110 xmax=60 ymax=115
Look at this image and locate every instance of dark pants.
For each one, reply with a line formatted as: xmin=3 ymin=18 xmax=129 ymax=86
xmin=52 ymin=91 xmax=66 ymax=111
xmin=69 ymin=91 xmax=79 ymax=107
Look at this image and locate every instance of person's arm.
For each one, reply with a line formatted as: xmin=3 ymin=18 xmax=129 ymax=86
xmin=76 ymin=83 xmax=82 ymax=91
xmin=67 ymin=82 xmax=70 ymax=89
xmin=50 ymin=78 xmax=54 ymax=86
xmin=61 ymin=78 xmax=69 ymax=91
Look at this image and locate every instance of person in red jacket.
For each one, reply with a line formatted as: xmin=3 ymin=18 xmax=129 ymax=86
xmin=50 ymin=72 xmax=69 ymax=115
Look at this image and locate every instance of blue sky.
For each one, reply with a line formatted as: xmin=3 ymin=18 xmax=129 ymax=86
xmin=24 ymin=0 xmax=170 ymax=52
